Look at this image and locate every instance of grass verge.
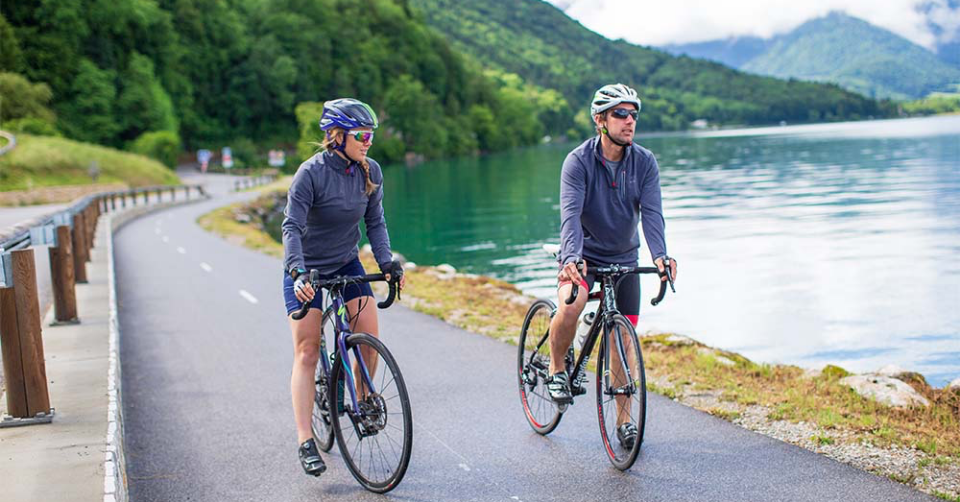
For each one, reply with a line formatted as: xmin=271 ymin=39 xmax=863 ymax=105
xmin=0 ymin=134 xmax=179 ymax=193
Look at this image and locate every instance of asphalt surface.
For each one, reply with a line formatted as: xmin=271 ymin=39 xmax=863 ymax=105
xmin=116 ymin=179 xmax=936 ymax=502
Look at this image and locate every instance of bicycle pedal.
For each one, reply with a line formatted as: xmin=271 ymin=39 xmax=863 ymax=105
xmin=572 ymin=384 xmax=587 ymax=396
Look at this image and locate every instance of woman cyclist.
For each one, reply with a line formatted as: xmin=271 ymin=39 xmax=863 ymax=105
xmin=282 ymin=98 xmax=404 ymax=476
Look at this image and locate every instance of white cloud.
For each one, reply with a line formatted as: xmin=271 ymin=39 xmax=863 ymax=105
xmin=548 ymin=0 xmax=956 ymax=49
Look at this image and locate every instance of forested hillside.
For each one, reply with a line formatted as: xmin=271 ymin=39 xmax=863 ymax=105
xmin=410 ymin=0 xmax=896 ymax=130
xmin=1 ymin=0 xmax=565 ymax=163
xmin=2 ymin=0 xmax=901 ymax=168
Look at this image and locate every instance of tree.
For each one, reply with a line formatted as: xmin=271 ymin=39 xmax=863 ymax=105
xmin=0 ymin=72 xmax=55 ymax=123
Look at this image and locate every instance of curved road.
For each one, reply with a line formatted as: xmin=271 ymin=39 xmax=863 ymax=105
xmin=117 ymin=181 xmax=935 ymax=502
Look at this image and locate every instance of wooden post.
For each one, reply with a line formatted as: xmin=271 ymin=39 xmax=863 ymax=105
xmin=48 ymin=225 xmax=78 ymax=323
xmin=84 ymin=205 xmax=95 ymax=261
xmin=143 ymin=190 xmax=149 ymax=205
xmin=0 ymin=285 xmax=27 ymax=417
xmin=72 ymin=212 xmax=88 ymax=284
xmin=11 ymin=249 xmax=51 ymax=416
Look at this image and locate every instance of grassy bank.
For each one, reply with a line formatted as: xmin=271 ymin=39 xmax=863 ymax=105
xmin=0 ymin=134 xmax=180 ymax=193
xmin=199 ymin=186 xmax=959 ymax=499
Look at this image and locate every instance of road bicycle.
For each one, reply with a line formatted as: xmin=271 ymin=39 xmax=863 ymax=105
xmin=517 ymin=245 xmax=673 ymax=470
xmin=292 ymin=266 xmax=412 ymax=493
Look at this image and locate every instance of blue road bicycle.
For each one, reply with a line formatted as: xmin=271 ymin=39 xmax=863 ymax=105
xmin=292 ymin=266 xmax=412 ymax=493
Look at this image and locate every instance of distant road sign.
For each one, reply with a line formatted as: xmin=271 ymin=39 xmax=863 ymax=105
xmin=268 ymin=149 xmax=286 ymax=167
xmin=197 ymin=149 xmax=212 ymax=173
xmin=222 ymin=147 xmax=233 ymax=169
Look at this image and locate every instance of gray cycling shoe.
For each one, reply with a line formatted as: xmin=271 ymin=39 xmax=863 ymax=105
xmin=617 ymin=423 xmax=638 ymax=450
xmin=546 ymin=372 xmax=574 ymax=405
xmin=299 ymin=438 xmax=327 ymax=476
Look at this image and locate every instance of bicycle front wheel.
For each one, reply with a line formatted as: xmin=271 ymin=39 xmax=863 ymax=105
xmin=517 ymin=299 xmax=563 ymax=435
xmin=596 ymin=314 xmax=646 ymax=470
xmin=329 ymin=333 xmax=412 ymax=493
xmin=310 ymin=307 xmax=337 ymax=452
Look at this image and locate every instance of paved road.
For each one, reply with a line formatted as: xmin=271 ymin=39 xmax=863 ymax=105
xmin=116 ymin=190 xmax=936 ymax=501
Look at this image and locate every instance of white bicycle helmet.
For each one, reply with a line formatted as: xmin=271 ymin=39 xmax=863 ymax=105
xmin=590 ymin=83 xmax=642 ymax=116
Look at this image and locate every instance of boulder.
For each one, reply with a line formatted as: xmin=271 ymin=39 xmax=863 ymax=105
xmin=839 ymin=375 xmax=930 ymax=408
xmin=948 ymin=378 xmax=960 ymax=390
xmin=664 ymin=334 xmax=695 ymax=346
xmin=436 ymin=264 xmax=457 ymax=274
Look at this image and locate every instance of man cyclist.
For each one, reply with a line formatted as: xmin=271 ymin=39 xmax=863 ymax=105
xmin=548 ymin=83 xmax=678 ymax=450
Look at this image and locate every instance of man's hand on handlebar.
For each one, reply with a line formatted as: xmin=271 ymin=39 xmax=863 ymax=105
xmin=558 ymin=259 xmax=586 ymax=285
xmin=655 ymin=256 xmax=678 ymax=291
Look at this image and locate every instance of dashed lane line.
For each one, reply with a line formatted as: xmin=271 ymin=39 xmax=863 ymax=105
xmin=239 ymin=290 xmax=259 ymax=304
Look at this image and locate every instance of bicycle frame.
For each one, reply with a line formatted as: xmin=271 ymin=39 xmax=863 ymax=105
xmin=564 ymin=274 xmax=636 ymax=397
xmin=322 ymin=285 xmax=378 ymax=424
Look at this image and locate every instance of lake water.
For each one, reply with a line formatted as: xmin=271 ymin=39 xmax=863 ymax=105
xmin=378 ymin=116 xmax=960 ymax=386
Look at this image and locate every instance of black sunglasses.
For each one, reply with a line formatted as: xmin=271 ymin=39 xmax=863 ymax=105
xmin=609 ymin=108 xmax=639 ymax=120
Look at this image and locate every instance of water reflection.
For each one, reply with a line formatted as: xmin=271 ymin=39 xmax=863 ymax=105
xmin=380 ymin=116 xmax=960 ymax=386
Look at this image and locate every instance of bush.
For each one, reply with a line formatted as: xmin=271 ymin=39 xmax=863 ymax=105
xmin=129 ymin=130 xmax=181 ymax=168
xmin=4 ymin=117 xmax=59 ymax=136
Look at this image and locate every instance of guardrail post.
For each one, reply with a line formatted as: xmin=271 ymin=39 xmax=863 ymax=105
xmin=1 ymin=282 xmax=26 ymax=417
xmin=72 ymin=212 xmax=88 ymax=283
xmin=0 ymin=249 xmax=52 ymax=419
xmin=84 ymin=205 xmax=95 ymax=262
xmin=142 ymin=190 xmax=149 ymax=205
xmin=48 ymin=225 xmax=78 ymax=323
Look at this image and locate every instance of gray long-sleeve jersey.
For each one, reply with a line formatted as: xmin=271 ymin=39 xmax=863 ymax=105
xmin=559 ymin=136 xmax=667 ymax=267
xmin=282 ymin=150 xmax=392 ymax=275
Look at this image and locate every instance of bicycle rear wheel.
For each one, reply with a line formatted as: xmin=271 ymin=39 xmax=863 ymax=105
xmin=311 ymin=307 xmax=336 ymax=452
xmin=517 ymin=299 xmax=563 ymax=435
xmin=596 ymin=314 xmax=646 ymax=470
xmin=330 ymin=333 xmax=412 ymax=493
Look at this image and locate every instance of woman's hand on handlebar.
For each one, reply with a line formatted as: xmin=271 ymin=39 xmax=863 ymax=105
xmin=293 ymin=275 xmax=315 ymax=303
xmin=381 ymin=261 xmax=406 ymax=291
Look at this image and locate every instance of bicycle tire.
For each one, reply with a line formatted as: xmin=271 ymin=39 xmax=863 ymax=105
xmin=517 ymin=299 xmax=563 ymax=435
xmin=311 ymin=307 xmax=337 ymax=452
xmin=329 ymin=333 xmax=413 ymax=493
xmin=595 ymin=314 xmax=646 ymax=470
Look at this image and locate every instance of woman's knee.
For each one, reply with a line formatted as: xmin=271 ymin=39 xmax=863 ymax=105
xmin=293 ymin=339 xmax=319 ymax=366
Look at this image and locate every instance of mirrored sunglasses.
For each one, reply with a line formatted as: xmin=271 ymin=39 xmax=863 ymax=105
xmin=610 ymin=108 xmax=639 ymax=120
xmin=351 ymin=131 xmax=374 ymax=143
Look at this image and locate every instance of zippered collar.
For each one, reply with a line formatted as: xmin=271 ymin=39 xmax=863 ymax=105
xmin=322 ymin=149 xmax=359 ymax=174
xmin=591 ymin=135 xmax=633 ymax=165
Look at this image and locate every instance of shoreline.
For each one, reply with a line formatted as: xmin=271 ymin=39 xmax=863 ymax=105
xmin=199 ymin=184 xmax=960 ymax=501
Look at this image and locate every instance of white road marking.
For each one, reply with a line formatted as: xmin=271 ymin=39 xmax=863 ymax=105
xmin=459 ymin=463 xmax=471 ymax=472
xmin=154 ymin=228 xmax=160 ymax=235
xmin=239 ymin=290 xmax=259 ymax=304
xmin=177 ymin=247 xmax=186 ymax=254
xmin=200 ymin=263 xmax=212 ymax=273
xmin=161 ymin=236 xmax=169 ymax=243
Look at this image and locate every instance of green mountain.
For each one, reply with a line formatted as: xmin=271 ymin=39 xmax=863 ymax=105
xmin=1 ymin=0 xmax=559 ymax=163
xmin=667 ymin=12 xmax=960 ymax=101
xmin=409 ymin=0 xmax=894 ymax=130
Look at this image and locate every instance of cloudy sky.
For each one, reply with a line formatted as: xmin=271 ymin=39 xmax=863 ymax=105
xmin=547 ymin=0 xmax=960 ymax=49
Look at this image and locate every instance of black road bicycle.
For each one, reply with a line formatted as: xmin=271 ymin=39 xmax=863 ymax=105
xmin=292 ymin=266 xmax=412 ymax=493
xmin=517 ymin=245 xmax=674 ymax=470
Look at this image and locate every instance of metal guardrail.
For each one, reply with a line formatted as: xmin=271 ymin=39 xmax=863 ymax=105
xmin=233 ymin=174 xmax=278 ymax=192
xmin=0 ymin=184 xmax=205 ymax=287
xmin=0 ymin=131 xmax=15 ymax=156
xmin=1 ymin=183 xmax=206 ymax=425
